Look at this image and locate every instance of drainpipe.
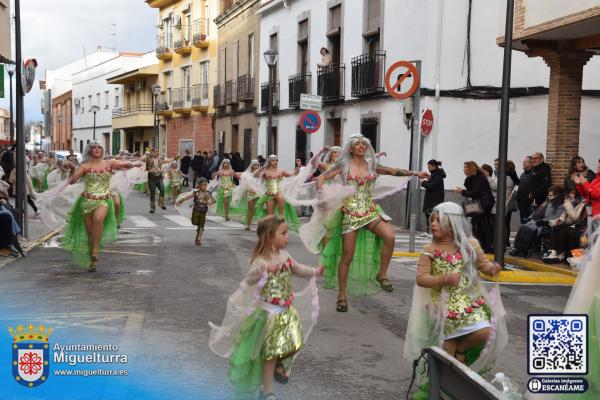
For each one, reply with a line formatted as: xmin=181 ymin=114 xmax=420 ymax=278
xmin=431 ymin=0 xmax=444 ymax=159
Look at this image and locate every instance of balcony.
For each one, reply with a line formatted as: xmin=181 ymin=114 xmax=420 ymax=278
xmin=156 ymin=34 xmax=173 ymax=61
xmin=112 ymin=104 xmax=154 ymax=129
xmin=237 ymin=75 xmax=254 ymax=103
xmin=213 ymin=85 xmax=225 ymax=108
xmin=174 ymin=34 xmax=192 ymax=55
xmin=192 ymin=84 xmax=209 ymax=112
xmin=260 ymin=82 xmax=280 ymax=112
xmin=288 ymin=73 xmax=311 ymax=108
xmin=157 ymin=93 xmax=172 ymax=117
xmin=317 ymin=64 xmax=345 ymax=104
xmin=225 ymin=80 xmax=238 ymax=105
xmin=172 ymin=87 xmax=192 ymax=114
xmin=192 ymin=19 xmax=209 ymax=48
xmin=351 ymin=51 xmax=386 ymax=97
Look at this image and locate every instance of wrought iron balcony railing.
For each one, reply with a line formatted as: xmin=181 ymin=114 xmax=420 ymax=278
xmin=213 ymin=85 xmax=225 ymax=108
xmin=288 ymin=73 xmax=311 ymax=108
xmin=192 ymin=19 xmax=209 ymax=44
xmin=351 ymin=51 xmax=386 ymax=97
xmin=157 ymin=93 xmax=170 ymax=111
xmin=225 ymin=80 xmax=238 ymax=105
xmin=237 ymin=75 xmax=255 ymax=102
xmin=172 ymin=87 xmax=192 ymax=109
xmin=260 ymin=81 xmax=280 ymax=111
xmin=317 ymin=64 xmax=345 ymax=104
xmin=156 ymin=34 xmax=173 ymax=57
xmin=192 ymin=84 xmax=209 ymax=108
xmin=112 ymin=104 xmax=154 ymax=118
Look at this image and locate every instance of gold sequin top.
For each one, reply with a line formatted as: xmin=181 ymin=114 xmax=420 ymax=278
xmin=80 ymin=166 xmax=112 ymax=215
xmin=260 ymin=258 xmax=294 ymax=305
xmin=341 ymin=174 xmax=380 ymax=233
xmin=219 ymin=175 xmax=235 ymax=197
xmin=429 ymin=250 xmax=487 ymax=336
xmin=264 ymin=176 xmax=281 ymax=197
xmin=168 ymin=170 xmax=182 ymax=187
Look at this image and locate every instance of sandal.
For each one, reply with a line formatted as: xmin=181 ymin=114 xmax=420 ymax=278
xmin=274 ymin=361 xmax=288 ymax=384
xmin=259 ymin=392 xmax=277 ymax=400
xmin=336 ymin=299 xmax=348 ymax=313
xmin=88 ymin=254 xmax=98 ymax=272
xmin=376 ymin=274 xmax=394 ymax=292
xmin=195 ymin=240 xmax=202 ymax=246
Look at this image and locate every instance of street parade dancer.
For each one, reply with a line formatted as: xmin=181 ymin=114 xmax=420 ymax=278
xmin=165 ymin=161 xmax=184 ymax=204
xmin=176 ymin=177 xmax=213 ymax=246
xmin=308 ymin=134 xmax=428 ymax=311
xmin=30 ymin=151 xmax=51 ymax=192
xmin=59 ymin=141 xmax=142 ymax=271
xmin=209 ymin=215 xmax=322 ymax=400
xmin=404 ymin=202 xmax=508 ymax=399
xmin=140 ymin=149 xmax=174 ymax=213
xmin=212 ymin=158 xmax=243 ymax=221
xmin=232 ymin=160 xmax=266 ymax=231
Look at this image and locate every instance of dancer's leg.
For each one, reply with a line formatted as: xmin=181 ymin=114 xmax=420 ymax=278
xmin=266 ymin=198 xmax=275 ymax=215
xmin=367 ymin=219 xmax=395 ymax=280
xmin=338 ymin=230 xmax=358 ymax=302
xmin=90 ymin=205 xmax=109 ymax=256
xmin=158 ymin=179 xmax=166 ymax=209
xmin=455 ymin=327 xmax=491 ymax=354
xmin=275 ymin=193 xmax=285 ymax=216
xmin=112 ymin=193 xmax=120 ymax=222
xmin=262 ymin=359 xmax=276 ymax=396
xmin=224 ymin=196 xmax=230 ymax=220
xmin=246 ymin=199 xmax=256 ymax=228
xmin=148 ymin=178 xmax=157 ymax=211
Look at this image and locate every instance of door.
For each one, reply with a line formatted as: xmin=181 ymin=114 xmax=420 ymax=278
xmin=360 ymin=117 xmax=379 ymax=151
xmin=295 ymin=126 xmax=307 ymax=165
xmin=243 ymin=128 xmax=252 ymax=168
xmin=179 ymin=139 xmax=193 ymax=156
xmin=112 ymin=130 xmax=121 ymax=156
xmin=231 ymin=124 xmax=239 ymax=153
xmin=269 ymin=127 xmax=278 ymax=156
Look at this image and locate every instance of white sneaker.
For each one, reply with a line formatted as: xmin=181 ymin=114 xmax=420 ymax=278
xmin=543 ymin=250 xmax=564 ymax=263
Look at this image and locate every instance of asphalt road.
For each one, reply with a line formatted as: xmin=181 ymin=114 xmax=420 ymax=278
xmin=0 ymin=190 xmax=573 ymax=399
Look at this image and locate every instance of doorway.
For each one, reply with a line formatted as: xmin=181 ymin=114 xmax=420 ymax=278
xmin=361 ymin=116 xmax=379 ymax=151
xmin=295 ymin=126 xmax=307 ymax=165
xmin=243 ymin=128 xmax=252 ymax=168
xmin=231 ymin=124 xmax=239 ymax=153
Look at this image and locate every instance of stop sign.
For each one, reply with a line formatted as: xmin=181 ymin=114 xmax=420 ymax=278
xmin=421 ymin=109 xmax=433 ymax=137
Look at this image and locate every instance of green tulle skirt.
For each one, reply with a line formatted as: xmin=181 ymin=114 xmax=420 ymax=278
xmin=61 ymin=196 xmax=118 ymax=267
xmin=32 ymin=172 xmax=49 ymax=193
xmin=228 ymin=309 xmax=268 ymax=394
xmin=254 ymin=195 xmax=300 ymax=232
xmin=115 ymin=192 xmax=125 ymax=225
xmin=216 ymin=189 xmax=246 ymax=218
xmin=133 ymin=182 xmax=147 ymax=193
xmin=320 ymin=209 xmax=383 ymax=296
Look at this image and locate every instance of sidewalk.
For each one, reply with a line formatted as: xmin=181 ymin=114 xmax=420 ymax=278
xmin=21 ymin=216 xmax=60 ymax=250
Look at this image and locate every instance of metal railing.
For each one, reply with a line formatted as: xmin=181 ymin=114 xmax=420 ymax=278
xmin=157 ymin=93 xmax=170 ymax=111
xmin=351 ymin=51 xmax=386 ymax=97
xmin=156 ymin=34 xmax=173 ymax=56
xmin=317 ymin=64 xmax=345 ymax=104
xmin=112 ymin=104 xmax=154 ymax=118
xmin=192 ymin=84 xmax=209 ymax=108
xmin=260 ymin=81 xmax=280 ymax=111
xmin=288 ymin=73 xmax=311 ymax=108
xmin=192 ymin=19 xmax=209 ymax=42
xmin=237 ymin=75 xmax=255 ymax=102
xmin=213 ymin=85 xmax=225 ymax=108
xmin=174 ymin=37 xmax=191 ymax=51
xmin=225 ymin=80 xmax=238 ymax=105
xmin=172 ymin=87 xmax=192 ymax=109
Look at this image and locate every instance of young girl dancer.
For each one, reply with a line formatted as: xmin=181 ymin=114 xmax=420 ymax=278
xmin=404 ymin=202 xmax=508 ymax=397
xmin=231 ymin=160 xmax=267 ymax=231
xmin=176 ymin=178 xmax=213 ymax=246
xmin=166 ymin=161 xmax=184 ymax=204
xmin=212 ymin=159 xmax=241 ymax=221
xmin=209 ymin=215 xmax=322 ymax=400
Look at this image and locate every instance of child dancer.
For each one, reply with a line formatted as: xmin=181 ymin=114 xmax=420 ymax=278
xmin=166 ymin=161 xmax=184 ymax=204
xmin=176 ymin=178 xmax=213 ymax=246
xmin=209 ymin=215 xmax=322 ymax=400
xmin=404 ymin=202 xmax=508 ymax=398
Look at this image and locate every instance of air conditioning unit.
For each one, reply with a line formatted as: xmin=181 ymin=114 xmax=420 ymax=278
xmin=137 ymin=80 xmax=146 ymax=90
xmin=125 ymin=84 xmax=134 ymax=93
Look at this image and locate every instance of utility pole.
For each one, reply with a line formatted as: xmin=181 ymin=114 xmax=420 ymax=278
xmin=15 ymin=0 xmax=26 ymax=235
xmin=408 ymin=61 xmax=422 ymax=253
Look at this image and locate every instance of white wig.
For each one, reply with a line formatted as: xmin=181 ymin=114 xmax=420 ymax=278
xmin=431 ymin=202 xmax=479 ymax=290
xmin=324 ymin=146 xmax=342 ymax=164
xmin=244 ymin=159 xmax=260 ymax=173
xmin=82 ymin=140 xmax=104 ymax=163
xmin=332 ymin=134 xmax=377 ymax=183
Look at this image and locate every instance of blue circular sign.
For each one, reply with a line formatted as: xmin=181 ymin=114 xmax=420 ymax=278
xmin=299 ymin=111 xmax=321 ymax=134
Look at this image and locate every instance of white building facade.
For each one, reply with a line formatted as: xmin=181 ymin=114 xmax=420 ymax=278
xmin=71 ymin=52 xmax=155 ymax=155
xmin=256 ymin=0 xmax=600 ymax=191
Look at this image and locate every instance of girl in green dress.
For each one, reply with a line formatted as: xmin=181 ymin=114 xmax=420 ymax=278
xmin=209 ymin=215 xmax=322 ymax=400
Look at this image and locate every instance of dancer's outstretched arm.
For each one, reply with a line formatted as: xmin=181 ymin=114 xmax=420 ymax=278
xmin=376 ymin=165 xmax=429 ymax=178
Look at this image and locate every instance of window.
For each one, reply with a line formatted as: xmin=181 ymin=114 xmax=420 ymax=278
xmin=105 ymin=91 xmax=109 ymax=109
xmin=364 ymin=0 xmax=381 ymax=52
xmin=269 ymin=33 xmax=278 ymax=81
xmin=248 ymin=33 xmax=255 ymax=77
xmin=165 ymin=72 xmax=172 ymax=104
xmin=96 ymin=93 xmax=101 ymax=108
xmin=205 ymin=2 xmax=210 ymax=36
xmin=185 ymin=12 xmax=191 ymax=42
xmin=298 ymin=19 xmax=309 ymax=74
xmin=182 ymin=65 xmax=191 ymax=101
xmin=328 ymin=5 xmax=342 ymax=65
xmin=200 ymin=61 xmax=209 ymax=85
xmin=88 ymin=95 xmax=92 ymax=111
xmin=233 ymin=40 xmax=239 ymax=79
xmin=361 ymin=116 xmax=379 ymax=151
xmin=221 ymin=47 xmax=227 ymax=84
xmin=114 ymin=88 xmax=119 ymax=108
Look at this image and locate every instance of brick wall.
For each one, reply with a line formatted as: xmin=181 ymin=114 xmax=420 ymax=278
xmin=166 ymin=114 xmax=214 ymax=157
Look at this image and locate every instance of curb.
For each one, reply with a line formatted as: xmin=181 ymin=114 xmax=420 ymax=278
xmin=503 ymin=255 xmax=577 ymax=277
xmin=23 ymin=229 xmax=61 ymax=252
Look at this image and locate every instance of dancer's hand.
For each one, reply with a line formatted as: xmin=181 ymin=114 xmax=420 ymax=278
xmin=416 ymin=171 xmax=430 ymax=179
xmin=444 ymin=272 xmax=461 ymax=287
xmin=487 ymin=262 xmax=502 ymax=276
xmin=314 ymin=266 xmax=324 ymax=276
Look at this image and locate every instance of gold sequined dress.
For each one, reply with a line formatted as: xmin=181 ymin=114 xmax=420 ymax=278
xmin=264 ymin=176 xmax=281 ymax=198
xmin=341 ymin=174 xmax=390 ymax=234
xmin=80 ymin=167 xmax=112 ymax=215
xmin=219 ymin=175 xmax=235 ymax=198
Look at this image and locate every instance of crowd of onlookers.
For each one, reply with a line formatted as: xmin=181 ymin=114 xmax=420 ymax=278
xmin=421 ymin=152 xmax=600 ymax=266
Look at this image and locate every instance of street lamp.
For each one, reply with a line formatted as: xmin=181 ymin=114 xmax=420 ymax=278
xmin=263 ymin=49 xmax=278 ymax=155
xmin=56 ymin=112 xmax=63 ymax=150
xmin=91 ymin=104 xmax=100 ymax=141
xmin=5 ymin=63 xmax=15 ymax=144
xmin=151 ymin=83 xmax=161 ymax=150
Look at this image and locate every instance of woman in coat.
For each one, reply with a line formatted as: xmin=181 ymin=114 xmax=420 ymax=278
xmin=420 ymin=159 xmax=446 ymax=234
xmin=454 ymin=161 xmax=495 ymax=253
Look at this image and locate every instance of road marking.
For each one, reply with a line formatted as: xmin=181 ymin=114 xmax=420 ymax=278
xmin=163 ymin=214 xmax=194 ymax=226
xmin=128 ymin=215 xmax=157 ymax=228
xmin=207 ymin=215 xmax=245 ymax=228
xmin=102 ymin=250 xmax=153 ymax=256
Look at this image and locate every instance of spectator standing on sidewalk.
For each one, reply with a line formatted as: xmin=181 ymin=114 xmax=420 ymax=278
xmin=564 ymin=156 xmax=596 ymax=197
xmin=208 ymin=150 xmax=220 ymax=179
xmin=190 ymin=150 xmax=205 ymax=189
xmin=516 ymin=156 xmax=534 ymax=223
xmin=420 ymin=159 xmax=445 ymax=235
xmin=180 ymin=149 xmax=192 ymax=188
xmin=574 ymin=159 xmax=600 ymax=232
xmin=529 ymin=152 xmax=552 ymax=208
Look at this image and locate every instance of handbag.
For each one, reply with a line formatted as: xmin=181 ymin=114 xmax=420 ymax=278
xmin=462 ymin=198 xmax=483 ymax=217
xmin=506 ymin=187 xmax=518 ymax=214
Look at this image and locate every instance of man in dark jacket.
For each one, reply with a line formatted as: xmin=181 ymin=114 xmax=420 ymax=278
xmin=528 ymin=152 xmax=552 ymax=207
xmin=180 ymin=149 xmax=191 ymax=187
xmin=420 ymin=160 xmax=445 ymax=234
xmin=517 ymin=156 xmax=534 ymax=223
xmin=190 ymin=151 xmax=205 ymax=189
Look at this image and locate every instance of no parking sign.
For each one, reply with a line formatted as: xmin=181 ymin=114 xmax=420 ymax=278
xmin=299 ymin=110 xmax=321 ymax=134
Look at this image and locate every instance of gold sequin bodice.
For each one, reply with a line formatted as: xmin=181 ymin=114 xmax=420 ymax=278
xmin=260 ymin=260 xmax=293 ymax=303
xmin=264 ymin=176 xmax=281 ymax=196
xmin=342 ymin=175 xmax=377 ymax=215
xmin=220 ymin=175 xmax=234 ymax=190
xmin=83 ymin=170 xmax=111 ymax=196
xmin=429 ymin=250 xmax=487 ymax=335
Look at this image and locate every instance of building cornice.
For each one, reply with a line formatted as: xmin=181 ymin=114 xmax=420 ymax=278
xmin=215 ymin=0 xmax=259 ymax=26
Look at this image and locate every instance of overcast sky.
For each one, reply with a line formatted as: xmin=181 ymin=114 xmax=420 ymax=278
xmin=1 ymin=0 xmax=157 ymax=123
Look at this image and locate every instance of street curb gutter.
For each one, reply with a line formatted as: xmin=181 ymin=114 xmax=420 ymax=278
xmin=23 ymin=229 xmax=61 ymax=252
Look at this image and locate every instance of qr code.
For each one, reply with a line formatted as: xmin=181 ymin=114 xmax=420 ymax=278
xmin=528 ymin=315 xmax=587 ymax=375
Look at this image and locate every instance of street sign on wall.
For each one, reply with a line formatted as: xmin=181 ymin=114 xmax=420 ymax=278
xmin=299 ymin=110 xmax=321 ymax=134
xmin=300 ymin=93 xmax=322 ymax=111
xmin=421 ymin=109 xmax=433 ymax=136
